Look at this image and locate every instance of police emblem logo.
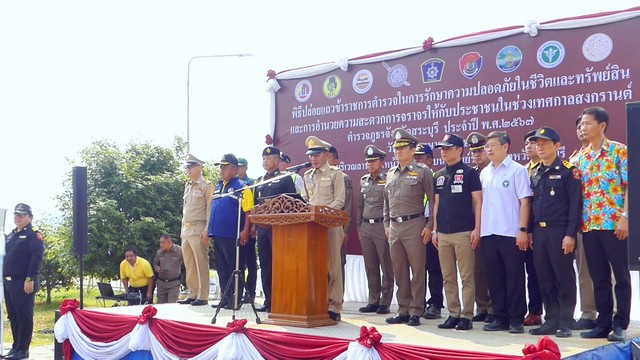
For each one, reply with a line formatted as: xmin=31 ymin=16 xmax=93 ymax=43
xmin=582 ymin=33 xmax=613 ymax=62
xmin=227 ymin=187 xmax=234 ymax=193
xmin=471 ymin=135 xmax=478 ymax=144
xmin=502 ymin=180 xmax=510 ymax=188
xmin=294 ymin=80 xmax=313 ymax=103
xmin=308 ymin=139 xmax=316 ymax=147
xmin=537 ymin=40 xmax=565 ymax=69
xmin=323 ymin=74 xmax=342 ymax=99
xmin=496 ymin=46 xmax=522 ymax=73
xmin=367 ymin=147 xmax=374 ymax=155
xmin=459 ymin=52 xmax=483 ymax=80
xmin=395 ymin=131 xmax=402 ymax=140
xmin=352 ymin=69 xmax=373 ymax=94
xmin=383 ymin=62 xmax=410 ymax=88
xmin=443 ymin=134 xmax=450 ymax=141
xmin=436 ymin=176 xmax=445 ymax=186
xmin=420 ymin=58 xmax=445 ymax=83
xmin=454 ymin=174 xmax=464 ymax=184
xmin=540 ymin=129 xmax=546 ymax=134
xmin=266 ymin=148 xmax=272 ymax=154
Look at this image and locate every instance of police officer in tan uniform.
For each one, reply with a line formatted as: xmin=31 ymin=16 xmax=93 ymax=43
xmin=328 ymin=146 xmax=353 ymax=294
xmin=178 ymin=154 xmax=213 ymax=306
xmin=302 ymin=136 xmax=346 ymax=321
xmin=384 ymin=128 xmax=435 ymax=326
xmin=357 ymin=145 xmax=394 ymax=315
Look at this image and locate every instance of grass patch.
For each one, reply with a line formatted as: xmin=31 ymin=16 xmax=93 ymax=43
xmin=3 ymin=286 xmax=102 ymax=348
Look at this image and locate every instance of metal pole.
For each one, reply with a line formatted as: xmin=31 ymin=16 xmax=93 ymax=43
xmin=0 ymin=208 xmax=7 ymax=353
xmin=186 ymin=53 xmax=252 ymax=153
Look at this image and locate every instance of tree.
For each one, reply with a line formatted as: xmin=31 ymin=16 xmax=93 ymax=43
xmin=56 ymin=136 xmax=220 ymax=281
xmin=35 ymin=219 xmax=75 ymax=304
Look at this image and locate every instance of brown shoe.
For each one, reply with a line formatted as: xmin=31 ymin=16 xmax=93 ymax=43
xmin=523 ymin=314 xmax=542 ymax=326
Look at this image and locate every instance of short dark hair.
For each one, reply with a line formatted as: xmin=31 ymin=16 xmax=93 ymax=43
xmin=124 ymin=248 xmax=137 ymax=257
xmin=487 ymin=131 xmax=510 ymax=146
xmin=328 ymin=146 xmax=339 ymax=159
xmin=159 ymin=234 xmax=172 ymax=242
xmin=582 ymin=107 xmax=609 ymax=131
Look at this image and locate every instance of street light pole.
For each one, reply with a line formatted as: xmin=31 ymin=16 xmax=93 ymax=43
xmin=186 ymin=53 xmax=253 ymax=153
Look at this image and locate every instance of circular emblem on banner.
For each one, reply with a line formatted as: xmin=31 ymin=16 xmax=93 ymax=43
xmin=387 ymin=64 xmax=408 ymax=88
xmin=294 ymin=80 xmax=312 ymax=103
xmin=537 ymin=40 xmax=565 ymax=69
xmin=496 ymin=46 xmax=523 ymax=73
xmin=352 ymin=69 xmax=373 ymax=94
xmin=582 ymin=33 xmax=613 ymax=62
xmin=323 ymin=75 xmax=342 ymax=99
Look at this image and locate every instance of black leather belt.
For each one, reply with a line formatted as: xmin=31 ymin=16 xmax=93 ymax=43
xmin=390 ymin=213 xmax=424 ymax=223
xmin=158 ymin=277 xmax=181 ymax=283
xmin=363 ymin=217 xmax=384 ymax=224
xmin=536 ymin=221 xmax=568 ymax=228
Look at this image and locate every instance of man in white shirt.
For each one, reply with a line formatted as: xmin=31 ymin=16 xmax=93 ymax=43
xmin=479 ymin=131 xmax=532 ymax=334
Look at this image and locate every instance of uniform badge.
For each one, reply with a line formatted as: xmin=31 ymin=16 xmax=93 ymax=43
xmin=459 ymin=51 xmax=483 ymax=80
xmin=456 ymin=169 xmax=464 ymax=174
xmin=37 ymin=232 xmax=44 ymax=241
xmin=454 ymin=174 xmax=464 ymax=184
xmin=572 ymin=168 xmax=581 ymax=180
xmin=227 ymin=187 xmax=234 ymax=193
xmin=367 ymin=147 xmax=374 ymax=156
xmin=549 ymin=175 xmax=561 ymax=179
xmin=451 ymin=185 xmax=462 ymax=193
xmin=436 ymin=176 xmax=445 ymax=186
xmin=421 ymin=58 xmax=445 ymax=83
xmin=502 ymin=180 xmax=510 ymax=188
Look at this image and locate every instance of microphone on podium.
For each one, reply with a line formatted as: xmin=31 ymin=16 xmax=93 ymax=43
xmin=286 ymin=162 xmax=311 ymax=172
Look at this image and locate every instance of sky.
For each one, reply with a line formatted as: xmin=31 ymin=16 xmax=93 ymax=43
xmin=1 ymin=0 xmax=638 ymax=228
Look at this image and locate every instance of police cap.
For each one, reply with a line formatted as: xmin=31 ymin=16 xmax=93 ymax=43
xmin=415 ymin=143 xmax=433 ymax=156
xmin=364 ymin=145 xmax=386 ymax=160
xmin=280 ymin=152 xmax=291 ymax=163
xmin=465 ymin=132 xmax=487 ymax=151
xmin=391 ymin=128 xmax=419 ymax=148
xmin=14 ymin=203 xmax=32 ymax=216
xmin=185 ymin=154 xmax=205 ymax=167
xmin=262 ymin=146 xmax=280 ymax=157
xmin=529 ymin=127 xmax=561 ymax=143
xmin=305 ymin=136 xmax=332 ymax=155
xmin=237 ymin=158 xmax=248 ymax=167
xmin=214 ymin=153 xmax=239 ymax=166
xmin=434 ymin=133 xmax=465 ymax=148
xmin=524 ymin=129 xmax=537 ymax=142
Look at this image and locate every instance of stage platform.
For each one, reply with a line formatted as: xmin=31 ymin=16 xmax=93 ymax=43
xmin=87 ymin=299 xmax=640 ymax=359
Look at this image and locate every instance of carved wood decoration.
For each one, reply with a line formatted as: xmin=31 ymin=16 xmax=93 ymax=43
xmin=250 ymin=194 xmax=349 ymax=228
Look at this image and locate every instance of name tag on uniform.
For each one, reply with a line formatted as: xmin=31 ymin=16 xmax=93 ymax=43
xmin=19 ymin=235 xmax=27 ymax=239
xmin=451 ymin=185 xmax=462 ymax=193
xmin=549 ymin=175 xmax=561 ymax=179
xmin=321 ymin=177 xmax=331 ymax=181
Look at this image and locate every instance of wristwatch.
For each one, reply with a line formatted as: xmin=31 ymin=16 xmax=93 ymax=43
xmin=621 ymin=211 xmax=628 ymax=218
xmin=519 ymin=227 xmax=527 ymax=232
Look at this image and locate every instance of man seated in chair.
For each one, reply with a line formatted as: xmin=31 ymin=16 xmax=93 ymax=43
xmin=120 ymin=248 xmax=154 ymax=305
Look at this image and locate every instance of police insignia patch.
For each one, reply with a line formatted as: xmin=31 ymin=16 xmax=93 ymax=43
xmin=37 ymin=232 xmax=44 ymax=241
xmin=572 ymin=168 xmax=581 ymax=180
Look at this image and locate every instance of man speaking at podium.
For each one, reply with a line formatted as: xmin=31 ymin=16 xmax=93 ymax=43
xmin=302 ymin=136 xmax=346 ymax=321
xmin=253 ymin=146 xmax=298 ymax=312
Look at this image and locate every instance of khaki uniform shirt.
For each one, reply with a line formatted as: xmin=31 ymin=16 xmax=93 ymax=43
xmin=153 ymin=244 xmax=183 ymax=281
xmin=303 ymin=162 xmax=346 ymax=210
xmin=357 ymin=172 xmax=386 ymax=226
xmin=384 ymin=160 xmax=435 ymax=230
xmin=182 ymin=175 xmax=214 ymax=235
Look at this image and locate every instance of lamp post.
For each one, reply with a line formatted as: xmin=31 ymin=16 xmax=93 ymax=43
xmin=186 ymin=53 xmax=253 ymax=153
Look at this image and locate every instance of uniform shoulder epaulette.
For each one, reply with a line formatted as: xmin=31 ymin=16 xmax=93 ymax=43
xmin=360 ymin=174 xmax=369 ymax=181
xmin=329 ymin=165 xmax=340 ymax=171
xmin=531 ymin=162 xmax=542 ymax=170
xmin=387 ymin=166 xmax=398 ymax=173
xmin=562 ymin=160 xmax=574 ymax=169
xmin=415 ymin=163 xmax=427 ymax=169
xmin=303 ymin=168 xmax=314 ymax=175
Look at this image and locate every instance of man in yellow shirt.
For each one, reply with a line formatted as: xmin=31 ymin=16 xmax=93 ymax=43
xmin=120 ymin=248 xmax=155 ymax=305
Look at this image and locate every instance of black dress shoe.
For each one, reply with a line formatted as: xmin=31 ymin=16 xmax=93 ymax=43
xmin=607 ymin=326 xmax=626 ymax=342
xmin=437 ymin=316 xmax=460 ymax=329
xmin=386 ymin=314 xmax=410 ymax=324
xmin=242 ymin=293 xmax=256 ymax=304
xmin=556 ymin=327 xmax=572 ymax=338
xmin=376 ymin=305 xmax=390 ymax=314
xmin=177 ymin=297 xmax=196 ymax=304
xmin=509 ymin=324 xmax=525 ymax=334
xmin=573 ymin=318 xmax=596 ymax=330
xmin=256 ymin=305 xmax=270 ymax=312
xmin=359 ymin=304 xmax=378 ymax=313
xmin=328 ymin=311 xmax=341 ymax=321
xmin=5 ymin=350 xmax=28 ymax=360
xmin=407 ymin=315 xmax=421 ymax=326
xmin=472 ymin=312 xmax=487 ymax=322
xmin=580 ymin=326 xmax=610 ymax=339
xmin=455 ymin=318 xmax=473 ymax=330
xmin=422 ymin=304 xmax=442 ymax=319
xmin=484 ymin=314 xmax=495 ymax=324
xmin=529 ymin=322 xmax=558 ymax=335
xmin=191 ymin=299 xmax=208 ymax=306
xmin=483 ymin=320 xmax=509 ymax=331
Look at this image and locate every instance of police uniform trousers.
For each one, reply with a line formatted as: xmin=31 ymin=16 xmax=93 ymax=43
xmin=359 ymin=221 xmax=394 ymax=307
xmin=532 ymin=225 xmax=577 ymax=328
xmin=4 ymin=277 xmax=36 ymax=352
xmin=181 ymin=222 xmax=210 ymax=301
xmin=389 ymin=217 xmax=426 ymax=316
xmin=574 ymin=232 xmax=597 ymax=320
xmin=480 ymin=235 xmax=526 ymax=326
xmin=214 ymin=236 xmax=246 ymax=305
xmin=156 ymin=279 xmax=181 ymax=304
xmin=523 ymin=248 xmax=543 ymax=315
xmin=241 ymin=236 xmax=257 ymax=298
xmin=473 ymin=247 xmax=493 ymax=315
xmin=340 ymin=242 xmax=347 ymax=293
xmin=257 ymin=227 xmax=273 ymax=308
xmin=425 ymin=240 xmax=444 ymax=308
xmin=328 ymin=226 xmax=344 ymax=313
xmin=582 ymin=230 xmax=631 ymax=329
xmin=437 ymin=231 xmax=475 ymax=319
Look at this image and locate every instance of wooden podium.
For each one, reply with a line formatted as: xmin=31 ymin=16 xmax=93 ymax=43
xmin=249 ymin=194 xmax=349 ymax=327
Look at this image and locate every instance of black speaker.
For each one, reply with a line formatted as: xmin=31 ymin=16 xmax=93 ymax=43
xmin=72 ymin=166 xmax=88 ymax=256
xmin=626 ymin=102 xmax=639 ymax=270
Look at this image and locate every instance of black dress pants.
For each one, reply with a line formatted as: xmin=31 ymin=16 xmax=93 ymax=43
xmin=425 ymin=241 xmax=444 ymax=308
xmin=4 ymin=278 xmax=36 ymax=352
xmin=257 ymin=228 xmax=273 ymax=308
xmin=214 ymin=236 xmax=245 ymax=305
xmin=241 ymin=236 xmax=257 ymax=297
